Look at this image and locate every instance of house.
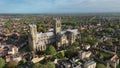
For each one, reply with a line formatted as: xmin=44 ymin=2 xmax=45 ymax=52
xmin=12 ymin=55 xmax=22 ymax=62
xmin=8 ymin=46 xmax=18 ymax=55
xmin=108 ymin=54 xmax=119 ymax=68
xmin=5 ymin=55 xmax=11 ymax=62
xmin=78 ymin=50 xmax=92 ymax=60
xmin=84 ymin=60 xmax=96 ymax=68
xmin=100 ymin=36 xmax=109 ymax=42
xmin=57 ymin=61 xmax=71 ymax=68
xmin=73 ymin=62 xmax=82 ymax=68
xmin=82 ymin=44 xmax=90 ymax=50
xmin=93 ymin=42 xmax=99 ymax=48
xmin=5 ymin=55 xmax=22 ymax=62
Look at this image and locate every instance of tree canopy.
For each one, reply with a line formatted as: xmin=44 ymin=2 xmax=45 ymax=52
xmin=33 ymin=63 xmax=42 ymax=68
xmin=0 ymin=58 xmax=5 ymax=68
xmin=81 ymin=36 xmax=98 ymax=45
xmin=45 ymin=45 xmax=57 ymax=55
xmin=56 ymin=51 xmax=65 ymax=59
xmin=96 ymin=63 xmax=106 ymax=68
xmin=45 ymin=62 xmax=55 ymax=68
xmin=6 ymin=60 xmax=19 ymax=68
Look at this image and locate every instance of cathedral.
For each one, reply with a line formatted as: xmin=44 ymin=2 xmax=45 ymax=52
xmin=28 ymin=18 xmax=79 ymax=52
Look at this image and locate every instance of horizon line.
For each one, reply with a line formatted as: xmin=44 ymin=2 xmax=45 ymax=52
xmin=0 ymin=12 xmax=120 ymax=14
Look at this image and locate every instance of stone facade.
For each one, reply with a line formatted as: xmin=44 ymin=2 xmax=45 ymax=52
xmin=28 ymin=18 xmax=79 ymax=52
xmin=79 ymin=50 xmax=92 ymax=60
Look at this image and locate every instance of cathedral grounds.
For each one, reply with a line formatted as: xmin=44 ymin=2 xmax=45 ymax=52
xmin=0 ymin=14 xmax=120 ymax=68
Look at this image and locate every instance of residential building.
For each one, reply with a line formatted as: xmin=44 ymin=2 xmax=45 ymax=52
xmin=84 ymin=60 xmax=96 ymax=68
xmin=8 ymin=46 xmax=18 ymax=55
xmin=78 ymin=50 xmax=92 ymax=60
xmin=108 ymin=54 xmax=119 ymax=68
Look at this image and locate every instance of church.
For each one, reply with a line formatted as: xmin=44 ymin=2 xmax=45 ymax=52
xmin=28 ymin=18 xmax=79 ymax=52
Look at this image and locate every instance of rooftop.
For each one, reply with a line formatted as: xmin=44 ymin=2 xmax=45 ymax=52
xmin=84 ymin=60 xmax=96 ymax=66
xmin=37 ymin=32 xmax=54 ymax=38
xmin=29 ymin=24 xmax=37 ymax=28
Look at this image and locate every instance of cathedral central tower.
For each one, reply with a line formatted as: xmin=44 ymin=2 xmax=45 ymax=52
xmin=28 ymin=24 xmax=37 ymax=52
xmin=53 ymin=18 xmax=61 ymax=35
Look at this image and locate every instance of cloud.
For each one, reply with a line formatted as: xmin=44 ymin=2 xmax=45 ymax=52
xmin=0 ymin=0 xmax=120 ymax=13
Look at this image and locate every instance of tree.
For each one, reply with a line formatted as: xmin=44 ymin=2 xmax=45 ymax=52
xmin=96 ymin=63 xmax=106 ymax=68
xmin=37 ymin=24 xmax=46 ymax=33
xmin=108 ymin=28 xmax=115 ymax=33
xmin=65 ymin=49 xmax=74 ymax=58
xmin=81 ymin=36 xmax=98 ymax=45
xmin=104 ymin=28 xmax=115 ymax=34
xmin=0 ymin=58 xmax=5 ymax=68
xmin=114 ymin=25 xmax=119 ymax=29
xmin=33 ymin=63 xmax=43 ymax=68
xmin=115 ymin=32 xmax=120 ymax=39
xmin=45 ymin=62 xmax=55 ymax=68
xmin=113 ymin=38 xmax=119 ymax=45
xmin=6 ymin=60 xmax=19 ymax=68
xmin=72 ymin=41 xmax=79 ymax=46
xmin=21 ymin=30 xmax=28 ymax=36
xmin=45 ymin=45 xmax=56 ymax=55
xmin=99 ymin=54 xmax=104 ymax=59
xmin=20 ymin=58 xmax=26 ymax=65
xmin=104 ymin=39 xmax=113 ymax=46
xmin=56 ymin=51 xmax=65 ymax=59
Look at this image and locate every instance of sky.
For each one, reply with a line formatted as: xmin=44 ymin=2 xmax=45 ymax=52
xmin=0 ymin=0 xmax=120 ymax=13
